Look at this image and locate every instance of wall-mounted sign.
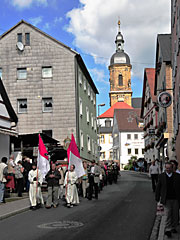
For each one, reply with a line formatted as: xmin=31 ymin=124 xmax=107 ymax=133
xmin=157 ymin=91 xmax=172 ymax=108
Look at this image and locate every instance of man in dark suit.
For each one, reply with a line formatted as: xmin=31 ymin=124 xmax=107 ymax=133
xmin=155 ymin=162 xmax=180 ymax=238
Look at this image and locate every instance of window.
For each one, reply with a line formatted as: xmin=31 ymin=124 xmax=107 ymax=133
xmin=86 ymin=107 xmax=89 ymax=123
xmin=134 ymin=134 xmax=138 ymax=140
xmin=92 ymin=140 xmax=94 ymax=154
xmin=0 ymin=68 xmax=2 ymax=79
xmin=135 ymin=149 xmax=139 ymax=155
xmin=101 ymin=152 xmax=105 ymax=159
xmin=87 ymin=135 xmax=91 ymax=152
xmin=118 ymin=74 xmax=123 ymax=86
xmin=105 ymin=120 xmax=111 ymax=127
xmin=42 ymin=67 xmax=52 ymax=78
xmin=78 ymin=70 xmax=82 ymax=85
xmin=42 ymin=98 xmax=53 ymax=112
xmin=128 ymin=149 xmax=131 ymax=155
xmin=91 ymin=113 xmax=94 ymax=128
xmin=91 ymin=91 xmax=93 ymax=102
xmin=25 ymin=33 xmax=30 ymax=45
xmin=17 ymin=33 xmax=22 ymax=43
xmin=100 ymin=134 xmax=105 ymax=144
xmin=17 ymin=68 xmax=27 ymax=80
xmin=88 ymin=85 xmax=90 ymax=97
xmin=94 ymin=95 xmax=96 ymax=105
xmin=79 ymin=98 xmax=83 ymax=116
xmin=42 ymin=130 xmax=52 ymax=137
xmin=127 ymin=134 xmax=131 ymax=140
xmin=18 ymin=99 xmax=27 ymax=113
xmin=80 ymin=131 xmax=84 ymax=149
xmin=94 ymin=117 xmax=97 ymax=131
xmin=109 ymin=152 xmax=113 ymax=160
xmin=109 ymin=134 xmax=113 ymax=143
xmin=142 ymin=149 xmax=144 ymax=154
xmin=84 ymin=77 xmax=86 ymax=91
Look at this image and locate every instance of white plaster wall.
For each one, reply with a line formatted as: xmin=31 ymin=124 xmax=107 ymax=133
xmin=120 ymin=132 xmax=145 ymax=166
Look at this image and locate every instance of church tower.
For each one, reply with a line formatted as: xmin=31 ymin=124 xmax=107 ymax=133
xmin=109 ymin=21 xmax=132 ymax=106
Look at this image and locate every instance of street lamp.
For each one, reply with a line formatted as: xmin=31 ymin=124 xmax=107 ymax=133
xmin=97 ymin=103 xmax=105 ymax=161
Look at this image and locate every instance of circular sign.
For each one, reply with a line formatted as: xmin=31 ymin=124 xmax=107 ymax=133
xmin=157 ymin=91 xmax=172 ymax=108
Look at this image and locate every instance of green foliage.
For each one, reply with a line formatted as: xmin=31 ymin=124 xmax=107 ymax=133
xmin=124 ymin=156 xmax=137 ymax=170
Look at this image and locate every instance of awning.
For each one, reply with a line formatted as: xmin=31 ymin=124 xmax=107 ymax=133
xmin=0 ymin=127 xmax=18 ymax=137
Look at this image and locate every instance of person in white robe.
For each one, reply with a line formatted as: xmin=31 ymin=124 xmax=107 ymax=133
xmin=28 ymin=163 xmax=44 ymax=210
xmin=64 ymin=164 xmax=79 ymax=208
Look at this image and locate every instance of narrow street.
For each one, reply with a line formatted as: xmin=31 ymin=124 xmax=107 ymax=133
xmin=0 ymin=171 xmax=156 ymax=240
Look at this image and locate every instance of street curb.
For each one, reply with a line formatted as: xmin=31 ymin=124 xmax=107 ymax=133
xmin=0 ymin=206 xmax=30 ymax=221
xmin=149 ymin=215 xmax=162 ymax=240
xmin=157 ymin=215 xmax=165 ymax=240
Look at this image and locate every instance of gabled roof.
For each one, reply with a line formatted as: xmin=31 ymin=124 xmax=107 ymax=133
xmin=154 ymin=34 xmax=171 ymax=95
xmin=0 ymin=78 xmax=18 ymax=123
xmin=114 ymin=109 xmax=143 ymax=132
xmin=141 ymin=68 xmax=156 ymax=118
xmin=0 ymin=20 xmax=76 ymax=54
xmin=98 ymin=101 xmax=133 ymax=119
xmin=0 ymin=20 xmax=98 ymax=94
xmin=156 ymin=34 xmax=171 ymax=62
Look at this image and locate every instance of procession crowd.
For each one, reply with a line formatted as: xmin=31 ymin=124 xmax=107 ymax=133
xmin=0 ymin=156 xmax=120 ymax=210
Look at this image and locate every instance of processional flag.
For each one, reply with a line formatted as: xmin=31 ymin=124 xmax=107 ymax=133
xmin=37 ymin=134 xmax=50 ymax=179
xmin=67 ymin=134 xmax=85 ymax=178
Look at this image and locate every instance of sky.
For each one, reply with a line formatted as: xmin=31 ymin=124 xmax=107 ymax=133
xmin=0 ymin=0 xmax=171 ymax=113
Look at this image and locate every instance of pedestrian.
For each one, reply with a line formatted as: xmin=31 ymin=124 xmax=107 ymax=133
xmin=64 ymin=164 xmax=79 ymax=208
xmin=22 ymin=157 xmax=32 ymax=192
xmin=88 ymin=160 xmax=100 ymax=200
xmin=149 ymin=160 xmax=159 ymax=192
xmin=6 ymin=155 xmax=15 ymax=192
xmin=0 ymin=157 xmax=8 ymax=203
xmin=155 ymin=162 xmax=180 ymax=238
xmin=57 ymin=164 xmax=65 ymax=200
xmin=28 ymin=162 xmax=44 ymax=210
xmin=14 ymin=161 xmax=24 ymax=197
xmin=45 ymin=163 xmax=61 ymax=208
xmin=82 ymin=162 xmax=88 ymax=198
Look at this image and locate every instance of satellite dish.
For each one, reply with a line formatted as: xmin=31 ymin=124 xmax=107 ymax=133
xmin=16 ymin=42 xmax=24 ymax=51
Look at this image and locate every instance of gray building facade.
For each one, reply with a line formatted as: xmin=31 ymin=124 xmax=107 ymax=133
xmin=0 ymin=20 xmax=98 ymax=161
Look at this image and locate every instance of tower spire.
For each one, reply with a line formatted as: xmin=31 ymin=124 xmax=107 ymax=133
xmin=118 ymin=19 xmax=121 ymax=33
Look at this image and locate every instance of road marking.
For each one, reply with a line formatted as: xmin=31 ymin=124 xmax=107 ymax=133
xmin=37 ymin=221 xmax=84 ymax=229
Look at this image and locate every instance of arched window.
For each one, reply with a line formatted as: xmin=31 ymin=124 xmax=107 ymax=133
xmin=118 ymin=74 xmax=123 ymax=86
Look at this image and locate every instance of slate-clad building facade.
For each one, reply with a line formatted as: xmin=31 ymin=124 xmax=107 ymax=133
xmin=0 ymin=20 xmax=98 ymax=162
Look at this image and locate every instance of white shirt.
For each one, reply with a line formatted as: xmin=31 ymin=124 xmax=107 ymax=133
xmin=149 ymin=164 xmax=159 ymax=175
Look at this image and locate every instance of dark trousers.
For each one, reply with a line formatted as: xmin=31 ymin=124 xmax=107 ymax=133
xmin=88 ymin=176 xmax=98 ymax=199
xmin=16 ymin=178 xmax=24 ymax=197
xmin=151 ymin=174 xmax=158 ymax=192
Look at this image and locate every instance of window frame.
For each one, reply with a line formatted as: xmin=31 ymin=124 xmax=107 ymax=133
xmin=25 ymin=33 xmax=30 ymax=46
xmin=42 ymin=66 xmax=53 ymax=78
xmin=42 ymin=97 xmax=53 ymax=113
xmin=17 ymin=98 xmax=27 ymax=113
xmin=17 ymin=68 xmax=27 ymax=80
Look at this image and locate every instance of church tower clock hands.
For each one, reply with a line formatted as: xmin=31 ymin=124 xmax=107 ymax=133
xmin=109 ymin=20 xmax=132 ymax=107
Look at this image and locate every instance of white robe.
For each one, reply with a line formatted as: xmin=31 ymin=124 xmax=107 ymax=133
xmin=28 ymin=169 xmax=44 ymax=207
xmin=64 ymin=171 xmax=79 ymax=204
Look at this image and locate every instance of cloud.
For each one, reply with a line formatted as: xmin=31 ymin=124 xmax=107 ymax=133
xmin=29 ymin=16 xmax=43 ymax=26
xmin=43 ymin=22 xmax=50 ymax=31
xmin=54 ymin=17 xmax=63 ymax=24
xmin=66 ymin=0 xmax=171 ymax=79
xmin=90 ymin=68 xmax=109 ymax=85
xmin=11 ymin=0 xmax=48 ymax=8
